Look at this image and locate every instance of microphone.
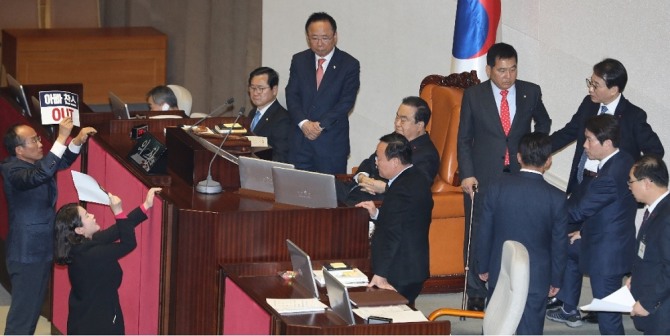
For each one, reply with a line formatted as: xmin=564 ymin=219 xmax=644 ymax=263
xmin=196 ymin=107 xmax=246 ymax=194
xmin=190 ymin=97 xmax=234 ymax=129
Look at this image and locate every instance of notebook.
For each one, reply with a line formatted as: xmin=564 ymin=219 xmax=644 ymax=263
xmin=238 ymin=156 xmax=294 ymax=194
xmin=109 ymin=91 xmax=131 ymax=120
xmin=272 ymin=167 xmax=338 ymax=208
xmin=323 ymin=269 xmax=356 ymax=325
xmin=286 ymin=239 xmax=319 ymax=298
xmin=7 ymin=74 xmax=31 ymax=117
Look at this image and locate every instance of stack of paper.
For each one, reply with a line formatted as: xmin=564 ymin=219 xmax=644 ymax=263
xmin=353 ymin=305 xmax=428 ymax=323
xmin=580 ymin=285 xmax=635 ymax=312
xmin=265 ymin=298 xmax=327 ymax=314
xmin=314 ymin=268 xmax=368 ymax=287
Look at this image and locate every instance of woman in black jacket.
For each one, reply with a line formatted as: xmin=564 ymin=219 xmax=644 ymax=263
xmin=54 ymin=187 xmax=161 ymax=335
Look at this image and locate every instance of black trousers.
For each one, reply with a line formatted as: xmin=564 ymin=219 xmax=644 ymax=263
xmin=4 ymin=260 xmax=51 ymax=335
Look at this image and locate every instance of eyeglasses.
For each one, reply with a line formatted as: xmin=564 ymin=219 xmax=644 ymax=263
xmin=627 ymin=178 xmax=644 ymax=185
xmin=21 ymin=135 xmax=41 ymax=146
xmin=309 ymin=35 xmax=333 ymax=43
xmin=585 ymin=78 xmax=602 ymax=90
xmin=248 ymin=86 xmax=270 ymax=93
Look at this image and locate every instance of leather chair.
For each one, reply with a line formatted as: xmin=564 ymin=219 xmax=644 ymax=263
xmin=428 ymin=240 xmax=530 ymax=335
xmin=419 ymin=71 xmax=480 ymax=292
xmin=167 ymin=84 xmax=193 ymax=117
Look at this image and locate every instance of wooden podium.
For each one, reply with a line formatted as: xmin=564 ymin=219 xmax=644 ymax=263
xmin=1 ymin=27 xmax=167 ymax=104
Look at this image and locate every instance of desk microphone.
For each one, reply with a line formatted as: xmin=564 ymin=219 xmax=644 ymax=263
xmin=190 ymin=97 xmax=234 ymax=129
xmin=196 ymin=107 xmax=246 ymax=194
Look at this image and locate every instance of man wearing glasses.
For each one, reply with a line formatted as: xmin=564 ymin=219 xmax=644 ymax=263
xmin=1 ymin=118 xmax=96 ymax=334
xmin=248 ymin=67 xmax=290 ymax=163
xmin=547 ymin=114 xmax=637 ymax=334
xmin=285 ymin=12 xmax=360 ymax=174
xmin=548 ymin=58 xmax=664 ymax=326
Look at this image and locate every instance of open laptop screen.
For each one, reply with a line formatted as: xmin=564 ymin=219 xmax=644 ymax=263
xmin=109 ymin=91 xmax=131 ymax=119
xmin=239 ymin=156 xmax=294 ymax=193
xmin=7 ymin=74 xmax=31 ymax=117
xmin=323 ymin=269 xmax=356 ymax=325
xmin=286 ymin=239 xmax=319 ymax=298
xmin=272 ymin=167 xmax=337 ymax=208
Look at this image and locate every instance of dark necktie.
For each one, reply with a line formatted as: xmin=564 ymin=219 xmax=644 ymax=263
xmin=640 ymin=209 xmax=651 ymax=232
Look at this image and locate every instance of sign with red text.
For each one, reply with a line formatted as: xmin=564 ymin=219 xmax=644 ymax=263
xmin=39 ymin=91 xmax=80 ymax=126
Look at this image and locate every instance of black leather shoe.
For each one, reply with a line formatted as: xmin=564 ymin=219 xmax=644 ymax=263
xmin=582 ymin=312 xmax=598 ymax=323
xmin=467 ymin=297 xmax=486 ymax=311
xmin=547 ymin=296 xmax=563 ymax=310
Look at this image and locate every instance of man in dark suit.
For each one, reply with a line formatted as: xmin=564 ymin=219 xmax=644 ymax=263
xmin=336 ymin=96 xmax=439 ymax=205
xmin=356 ymin=133 xmax=433 ymax=305
xmin=1 ymin=118 xmax=96 ymax=334
xmin=546 ymin=115 xmax=636 ymax=334
xmin=285 ymin=12 xmax=360 ymax=174
xmin=627 ymin=155 xmax=670 ymax=334
xmin=477 ymin=132 xmax=567 ymax=334
xmin=457 ymin=42 xmax=552 ymax=310
xmin=247 ymin=67 xmax=290 ymax=163
xmin=548 ymin=58 xmax=664 ymax=323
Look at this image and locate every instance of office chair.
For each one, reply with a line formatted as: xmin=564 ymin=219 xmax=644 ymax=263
xmin=428 ymin=240 xmax=530 ymax=335
xmin=167 ymin=84 xmax=193 ymax=117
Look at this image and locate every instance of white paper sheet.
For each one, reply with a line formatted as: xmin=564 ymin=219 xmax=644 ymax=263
xmin=580 ymin=285 xmax=635 ymax=312
xmin=71 ymin=171 xmax=110 ymax=205
xmin=353 ymin=305 xmax=428 ymax=323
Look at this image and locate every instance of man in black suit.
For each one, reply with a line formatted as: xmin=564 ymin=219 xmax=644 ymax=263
xmin=247 ymin=67 xmax=290 ymax=163
xmin=356 ymin=133 xmax=433 ymax=305
xmin=546 ymin=115 xmax=636 ymax=334
xmin=627 ymin=155 xmax=670 ymax=334
xmin=336 ymin=96 xmax=439 ymax=205
xmin=285 ymin=12 xmax=360 ymax=174
xmin=477 ymin=132 xmax=567 ymax=334
xmin=548 ymin=58 xmax=664 ymax=323
xmin=457 ymin=42 xmax=552 ymax=310
xmin=1 ymin=118 xmax=96 ymax=334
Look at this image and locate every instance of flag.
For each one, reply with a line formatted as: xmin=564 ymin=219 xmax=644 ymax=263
xmin=451 ymin=0 xmax=501 ymax=81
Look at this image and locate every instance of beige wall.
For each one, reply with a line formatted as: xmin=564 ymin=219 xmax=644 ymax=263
xmin=264 ymin=0 xmax=670 ymax=189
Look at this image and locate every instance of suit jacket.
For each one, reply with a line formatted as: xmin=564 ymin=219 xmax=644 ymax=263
xmin=1 ymin=149 xmax=79 ymax=263
xmin=357 ymin=133 xmax=439 ymax=184
xmin=567 ymin=151 xmax=637 ymax=276
xmin=551 ymin=95 xmax=664 ymax=194
xmin=67 ymin=207 xmax=147 ymax=335
xmin=477 ymin=171 xmax=567 ymax=297
xmin=457 ymin=80 xmax=551 ymax=192
xmin=370 ymin=166 xmax=433 ymax=288
xmin=285 ymin=48 xmax=360 ymax=164
xmin=251 ymin=100 xmax=291 ymax=163
xmin=630 ymin=195 xmax=670 ymax=334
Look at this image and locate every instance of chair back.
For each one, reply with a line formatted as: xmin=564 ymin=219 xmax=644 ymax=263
xmin=167 ymin=84 xmax=193 ymax=116
xmin=483 ymin=240 xmax=530 ymax=335
xmin=419 ymin=71 xmax=480 ymax=192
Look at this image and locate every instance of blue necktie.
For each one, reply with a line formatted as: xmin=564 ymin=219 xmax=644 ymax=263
xmin=577 ymin=105 xmax=609 ymax=183
xmin=250 ymin=110 xmax=261 ymax=131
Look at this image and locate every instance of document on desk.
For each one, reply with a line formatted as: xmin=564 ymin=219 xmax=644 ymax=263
xmin=580 ymin=285 xmax=635 ymax=312
xmin=314 ymin=268 xmax=368 ymax=287
xmin=71 ymin=171 xmax=110 ymax=205
xmin=353 ymin=305 xmax=428 ymax=323
xmin=246 ymin=135 xmax=268 ymax=147
xmin=266 ymin=298 xmax=327 ymax=314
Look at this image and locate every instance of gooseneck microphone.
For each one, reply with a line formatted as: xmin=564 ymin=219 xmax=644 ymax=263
xmin=195 ymin=107 xmax=246 ymax=194
xmin=190 ymin=97 xmax=234 ymax=130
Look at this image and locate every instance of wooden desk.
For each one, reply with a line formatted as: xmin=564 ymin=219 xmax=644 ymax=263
xmin=220 ymin=262 xmax=451 ymax=335
xmin=2 ymin=27 xmax=166 ymax=104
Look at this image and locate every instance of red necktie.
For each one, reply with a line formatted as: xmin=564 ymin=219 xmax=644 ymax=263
xmin=316 ymin=58 xmax=326 ymax=89
xmin=500 ymin=90 xmax=511 ymax=165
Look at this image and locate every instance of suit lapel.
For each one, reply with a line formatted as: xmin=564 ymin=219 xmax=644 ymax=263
xmin=482 ymin=81 xmax=505 ymax=135
xmin=254 ymin=101 xmax=278 ymax=133
xmin=316 ymin=48 xmax=340 ymax=94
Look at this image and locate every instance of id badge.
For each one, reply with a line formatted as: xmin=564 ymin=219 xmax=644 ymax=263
xmin=638 ymin=241 xmax=646 ymax=259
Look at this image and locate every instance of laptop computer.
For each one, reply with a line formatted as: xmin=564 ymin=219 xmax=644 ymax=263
xmin=286 ymin=239 xmax=319 ymax=298
xmin=238 ymin=156 xmax=294 ymax=194
xmin=272 ymin=167 xmax=338 ymax=208
xmin=323 ymin=269 xmax=356 ymax=325
xmin=7 ymin=74 xmax=31 ymax=117
xmin=109 ymin=91 xmax=132 ymax=119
